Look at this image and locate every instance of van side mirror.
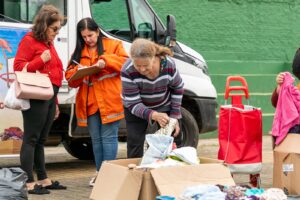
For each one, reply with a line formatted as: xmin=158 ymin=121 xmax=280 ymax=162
xmin=138 ymin=22 xmax=154 ymax=40
xmin=165 ymin=15 xmax=176 ymax=46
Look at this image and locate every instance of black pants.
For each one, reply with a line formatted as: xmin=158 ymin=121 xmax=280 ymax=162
xmin=20 ymin=85 xmax=59 ymax=183
xmin=125 ymin=108 xmax=149 ymax=158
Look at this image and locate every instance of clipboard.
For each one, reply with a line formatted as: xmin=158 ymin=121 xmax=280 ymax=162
xmin=68 ymin=66 xmax=101 ymax=82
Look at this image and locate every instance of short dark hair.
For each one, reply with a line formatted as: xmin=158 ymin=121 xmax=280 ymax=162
xmin=292 ymin=48 xmax=300 ymax=80
xmin=32 ymin=5 xmax=64 ymax=41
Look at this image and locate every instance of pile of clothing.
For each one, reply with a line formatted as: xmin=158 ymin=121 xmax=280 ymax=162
xmin=139 ymin=118 xmax=199 ymax=167
xmin=0 ymin=127 xmax=23 ymax=141
xmin=179 ymin=185 xmax=287 ymax=200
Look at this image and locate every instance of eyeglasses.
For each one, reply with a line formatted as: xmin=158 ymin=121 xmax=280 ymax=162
xmin=49 ymin=26 xmax=61 ymax=33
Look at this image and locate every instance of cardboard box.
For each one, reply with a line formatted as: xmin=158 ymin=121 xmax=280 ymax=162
xmin=0 ymin=139 xmax=22 ymax=154
xmin=273 ymin=134 xmax=300 ymax=195
xmin=90 ymin=157 xmax=235 ymax=200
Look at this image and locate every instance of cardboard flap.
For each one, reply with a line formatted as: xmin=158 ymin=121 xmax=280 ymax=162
xmin=90 ymin=162 xmax=143 ymax=200
xmin=15 ymin=72 xmax=51 ymax=88
xmin=274 ymin=134 xmax=300 ymax=154
xmin=107 ymin=158 xmax=140 ymax=166
xmin=150 ymin=164 xmax=235 ymax=198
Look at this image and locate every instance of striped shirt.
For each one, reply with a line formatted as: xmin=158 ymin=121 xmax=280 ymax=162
xmin=121 ymin=56 xmax=184 ymax=121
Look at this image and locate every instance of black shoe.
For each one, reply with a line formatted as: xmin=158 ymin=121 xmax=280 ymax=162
xmin=44 ymin=180 xmax=67 ymax=190
xmin=28 ymin=184 xmax=50 ymax=195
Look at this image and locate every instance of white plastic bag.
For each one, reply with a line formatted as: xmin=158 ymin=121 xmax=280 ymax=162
xmin=140 ymin=134 xmax=173 ymax=165
xmin=4 ymin=82 xmax=30 ymax=111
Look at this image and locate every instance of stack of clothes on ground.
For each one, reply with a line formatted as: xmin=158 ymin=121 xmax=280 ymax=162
xmin=0 ymin=127 xmax=23 ymax=141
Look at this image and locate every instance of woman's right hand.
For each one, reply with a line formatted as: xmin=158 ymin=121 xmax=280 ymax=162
xmin=40 ymin=50 xmax=51 ymax=63
xmin=276 ymin=72 xmax=285 ymax=85
xmin=151 ymin=111 xmax=170 ymax=128
xmin=276 ymin=72 xmax=285 ymax=94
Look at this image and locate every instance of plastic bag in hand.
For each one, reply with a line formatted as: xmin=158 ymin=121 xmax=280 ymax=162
xmin=4 ymin=82 xmax=30 ymax=111
xmin=154 ymin=118 xmax=177 ymax=136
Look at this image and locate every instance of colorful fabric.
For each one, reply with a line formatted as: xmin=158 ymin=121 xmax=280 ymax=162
xmin=260 ymin=188 xmax=287 ymax=200
xmin=0 ymin=127 xmax=23 ymax=140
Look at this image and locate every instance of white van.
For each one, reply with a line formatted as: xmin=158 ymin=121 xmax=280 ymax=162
xmin=0 ymin=0 xmax=217 ymax=159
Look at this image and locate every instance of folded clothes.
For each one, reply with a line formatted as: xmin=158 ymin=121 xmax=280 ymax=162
xmin=179 ymin=184 xmax=226 ymax=200
xmin=169 ymin=146 xmax=199 ymax=165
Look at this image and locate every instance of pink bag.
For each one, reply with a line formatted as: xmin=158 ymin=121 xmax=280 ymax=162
xmin=14 ymin=64 xmax=54 ymax=100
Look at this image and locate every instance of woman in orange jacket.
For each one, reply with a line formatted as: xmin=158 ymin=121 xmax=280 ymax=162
xmin=65 ymin=18 xmax=128 ymax=186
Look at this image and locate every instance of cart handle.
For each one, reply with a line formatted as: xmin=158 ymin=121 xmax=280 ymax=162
xmin=225 ymin=76 xmax=249 ymax=100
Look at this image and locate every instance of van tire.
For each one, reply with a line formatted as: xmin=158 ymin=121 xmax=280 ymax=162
xmin=62 ymin=138 xmax=94 ymax=160
xmin=174 ymin=107 xmax=199 ymax=148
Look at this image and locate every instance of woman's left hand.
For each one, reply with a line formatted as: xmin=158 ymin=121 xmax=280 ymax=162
xmin=173 ymin=120 xmax=180 ymax=137
xmin=94 ymin=59 xmax=106 ymax=69
xmin=54 ymin=104 xmax=60 ymax=120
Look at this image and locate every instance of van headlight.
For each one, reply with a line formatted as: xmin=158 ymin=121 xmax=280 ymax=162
xmin=193 ymin=57 xmax=209 ymax=75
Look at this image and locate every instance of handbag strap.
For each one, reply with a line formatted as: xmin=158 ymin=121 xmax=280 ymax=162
xmin=21 ymin=63 xmax=41 ymax=74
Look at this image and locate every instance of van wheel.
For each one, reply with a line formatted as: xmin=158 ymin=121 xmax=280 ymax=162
xmin=174 ymin=107 xmax=199 ymax=148
xmin=62 ymin=138 xmax=94 ymax=160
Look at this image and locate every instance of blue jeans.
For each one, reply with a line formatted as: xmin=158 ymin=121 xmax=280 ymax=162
xmin=87 ymin=111 xmax=120 ymax=171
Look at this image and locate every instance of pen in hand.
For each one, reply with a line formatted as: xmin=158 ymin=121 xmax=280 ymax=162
xmin=72 ymin=60 xmax=86 ymax=69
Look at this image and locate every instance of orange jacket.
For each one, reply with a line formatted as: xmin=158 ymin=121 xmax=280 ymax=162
xmin=65 ymin=38 xmax=128 ymax=126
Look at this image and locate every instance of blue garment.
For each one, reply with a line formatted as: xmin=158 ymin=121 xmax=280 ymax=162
xmin=87 ymin=111 xmax=120 ymax=171
xmin=288 ymin=124 xmax=300 ymax=133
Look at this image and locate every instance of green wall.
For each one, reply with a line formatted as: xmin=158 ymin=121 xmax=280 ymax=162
xmin=149 ymin=0 xmax=300 ymax=136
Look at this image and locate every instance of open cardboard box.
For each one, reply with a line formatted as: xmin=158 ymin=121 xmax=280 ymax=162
xmin=273 ymin=134 xmax=300 ymax=195
xmin=0 ymin=139 xmax=22 ymax=154
xmin=90 ymin=157 xmax=235 ymax=200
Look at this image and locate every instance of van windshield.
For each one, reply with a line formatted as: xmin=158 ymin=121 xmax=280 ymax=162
xmin=91 ymin=0 xmax=131 ymax=41
xmin=0 ymin=0 xmax=66 ymax=24
xmin=90 ymin=0 xmax=164 ymax=43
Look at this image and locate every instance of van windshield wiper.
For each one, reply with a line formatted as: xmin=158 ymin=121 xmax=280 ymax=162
xmin=0 ymin=13 xmax=22 ymax=23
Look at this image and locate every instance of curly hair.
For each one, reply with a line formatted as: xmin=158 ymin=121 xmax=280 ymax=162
xmin=130 ymin=38 xmax=173 ymax=59
xmin=32 ymin=5 xmax=64 ymax=42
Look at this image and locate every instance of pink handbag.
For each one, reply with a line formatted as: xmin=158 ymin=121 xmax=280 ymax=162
xmin=14 ymin=64 xmax=54 ymax=100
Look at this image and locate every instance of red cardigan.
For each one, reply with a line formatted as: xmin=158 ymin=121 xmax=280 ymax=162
xmin=14 ymin=32 xmax=63 ymax=87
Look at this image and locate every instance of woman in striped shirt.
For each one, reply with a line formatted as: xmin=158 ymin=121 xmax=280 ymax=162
xmin=121 ymin=38 xmax=184 ymax=158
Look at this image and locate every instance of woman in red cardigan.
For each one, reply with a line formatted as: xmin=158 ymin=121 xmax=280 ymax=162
xmin=13 ymin=5 xmax=66 ymax=195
